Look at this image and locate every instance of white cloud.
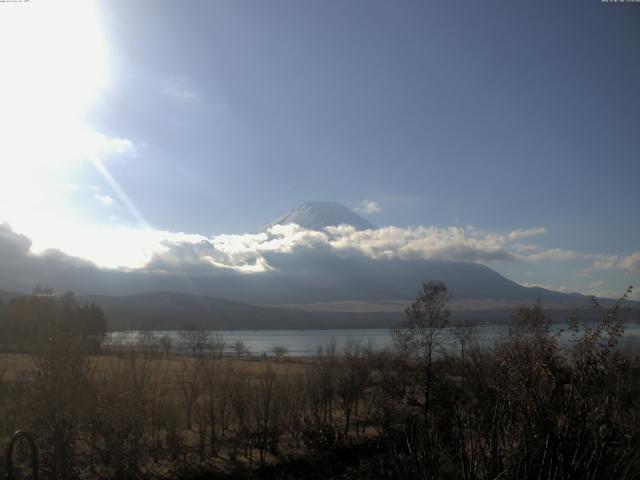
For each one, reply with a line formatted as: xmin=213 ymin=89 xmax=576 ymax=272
xmin=585 ymin=252 xmax=640 ymax=272
xmin=20 ymin=223 xmax=207 ymax=270
xmin=586 ymin=254 xmax=619 ymax=270
xmin=4 ymin=207 xmax=637 ymax=304
xmin=507 ymin=227 xmax=546 ymax=241
xmin=146 ymin=222 xmax=557 ymax=275
xmin=354 ymin=200 xmax=381 ymax=214
xmin=94 ymin=194 xmax=114 ymax=206
xmin=2 ymin=218 xmax=637 ymax=303
xmin=324 ymin=225 xmax=515 ymax=262
xmin=4 ymin=221 xmax=564 ymax=274
xmin=526 ymin=248 xmax=579 ymax=262
xmin=92 ymin=133 xmax=136 ymax=157
xmin=522 ymin=282 xmax=571 ymax=293
xmin=618 ymin=252 xmax=640 ymax=273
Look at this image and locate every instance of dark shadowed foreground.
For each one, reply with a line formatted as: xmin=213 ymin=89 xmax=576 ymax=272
xmin=0 ymin=285 xmax=639 ymax=479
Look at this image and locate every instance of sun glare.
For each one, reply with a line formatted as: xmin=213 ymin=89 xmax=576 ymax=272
xmin=0 ymin=0 xmax=115 ymax=249
xmin=0 ymin=0 xmax=108 ymax=166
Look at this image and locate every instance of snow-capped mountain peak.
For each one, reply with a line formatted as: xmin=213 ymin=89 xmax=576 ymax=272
xmin=262 ymin=201 xmax=377 ymax=231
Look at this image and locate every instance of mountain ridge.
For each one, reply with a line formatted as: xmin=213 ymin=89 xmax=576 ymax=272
xmin=1 ymin=288 xmax=635 ymax=331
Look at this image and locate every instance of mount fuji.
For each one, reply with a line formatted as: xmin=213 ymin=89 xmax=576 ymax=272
xmin=262 ymin=201 xmax=376 ymax=231
xmin=0 ymin=202 xmax=631 ymax=330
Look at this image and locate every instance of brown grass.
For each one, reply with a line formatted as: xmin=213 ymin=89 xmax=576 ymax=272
xmin=0 ymin=351 xmax=311 ymax=382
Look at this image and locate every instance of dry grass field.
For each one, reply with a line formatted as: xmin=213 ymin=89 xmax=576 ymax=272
xmin=0 ymin=350 xmax=312 ymax=379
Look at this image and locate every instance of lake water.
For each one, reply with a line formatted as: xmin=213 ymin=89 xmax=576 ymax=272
xmin=107 ymin=323 xmax=640 ymax=357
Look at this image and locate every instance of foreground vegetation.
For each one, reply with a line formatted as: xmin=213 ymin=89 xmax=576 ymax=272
xmin=0 ymin=284 xmax=638 ymax=479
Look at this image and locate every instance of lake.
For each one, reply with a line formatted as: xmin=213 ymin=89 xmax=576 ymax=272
xmin=107 ymin=323 xmax=640 ymax=357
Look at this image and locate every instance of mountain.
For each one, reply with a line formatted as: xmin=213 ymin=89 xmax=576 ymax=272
xmin=0 ymin=286 xmax=633 ymax=332
xmin=0 ymin=207 xmax=635 ymax=330
xmin=76 ymin=289 xmax=629 ymax=331
xmin=262 ymin=201 xmax=376 ymax=231
xmin=78 ymin=291 xmax=398 ymax=330
xmin=2 ymin=287 xmax=633 ymax=332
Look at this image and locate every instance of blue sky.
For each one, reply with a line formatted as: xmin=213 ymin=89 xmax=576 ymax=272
xmin=90 ymin=0 xmax=640 ymax=236
xmin=0 ymin=0 xmax=638 ymax=299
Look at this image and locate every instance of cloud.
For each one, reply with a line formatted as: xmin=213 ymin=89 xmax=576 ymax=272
xmin=0 ymin=223 xmax=102 ymax=294
xmin=526 ymin=248 xmax=579 ymax=262
xmin=585 ymin=252 xmax=640 ymax=272
xmin=94 ymin=194 xmax=114 ymax=206
xmin=522 ymin=282 xmax=572 ymax=294
xmin=354 ymin=200 xmax=381 ymax=214
xmin=0 ymin=221 xmax=637 ymax=307
xmin=524 ymin=248 xmax=640 ymax=271
xmin=2 ymin=221 xmax=548 ymax=279
xmin=0 ymin=223 xmax=31 ymax=257
xmin=89 ymin=132 xmax=136 ymax=158
xmin=324 ymin=225 xmax=515 ymax=263
xmin=2 ymin=213 xmax=636 ymax=302
xmin=618 ymin=252 xmax=640 ymax=273
xmin=162 ymin=77 xmax=199 ymax=101
xmin=587 ymin=254 xmax=620 ymax=270
xmin=507 ymin=227 xmax=547 ymax=241
xmin=141 ymin=222 xmax=547 ymax=281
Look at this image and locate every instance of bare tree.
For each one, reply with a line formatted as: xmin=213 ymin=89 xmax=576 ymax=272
xmin=210 ymin=332 xmax=226 ymax=359
xmin=179 ymin=323 xmax=210 ymax=357
xmin=308 ymin=339 xmax=338 ymax=425
xmin=393 ymin=280 xmax=450 ymax=418
xmin=233 ymin=339 xmax=249 ymax=358
xmin=271 ymin=344 xmax=288 ymax=360
xmin=337 ymin=338 xmax=371 ymax=437
xmin=137 ymin=330 xmax=158 ymax=357
xmin=112 ymin=331 xmax=134 ymax=358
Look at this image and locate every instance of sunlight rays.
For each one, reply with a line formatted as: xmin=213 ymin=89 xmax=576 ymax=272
xmin=0 ymin=0 xmax=145 ymax=267
xmin=91 ymin=159 xmax=148 ymax=229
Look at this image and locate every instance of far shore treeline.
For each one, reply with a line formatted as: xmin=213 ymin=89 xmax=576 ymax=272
xmin=0 ymin=287 xmax=107 ymax=353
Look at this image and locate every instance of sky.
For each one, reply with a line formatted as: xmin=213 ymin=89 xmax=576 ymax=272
xmin=0 ymin=0 xmax=638 ymax=300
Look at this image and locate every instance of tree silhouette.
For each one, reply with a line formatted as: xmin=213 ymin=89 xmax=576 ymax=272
xmin=393 ymin=280 xmax=450 ymax=418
